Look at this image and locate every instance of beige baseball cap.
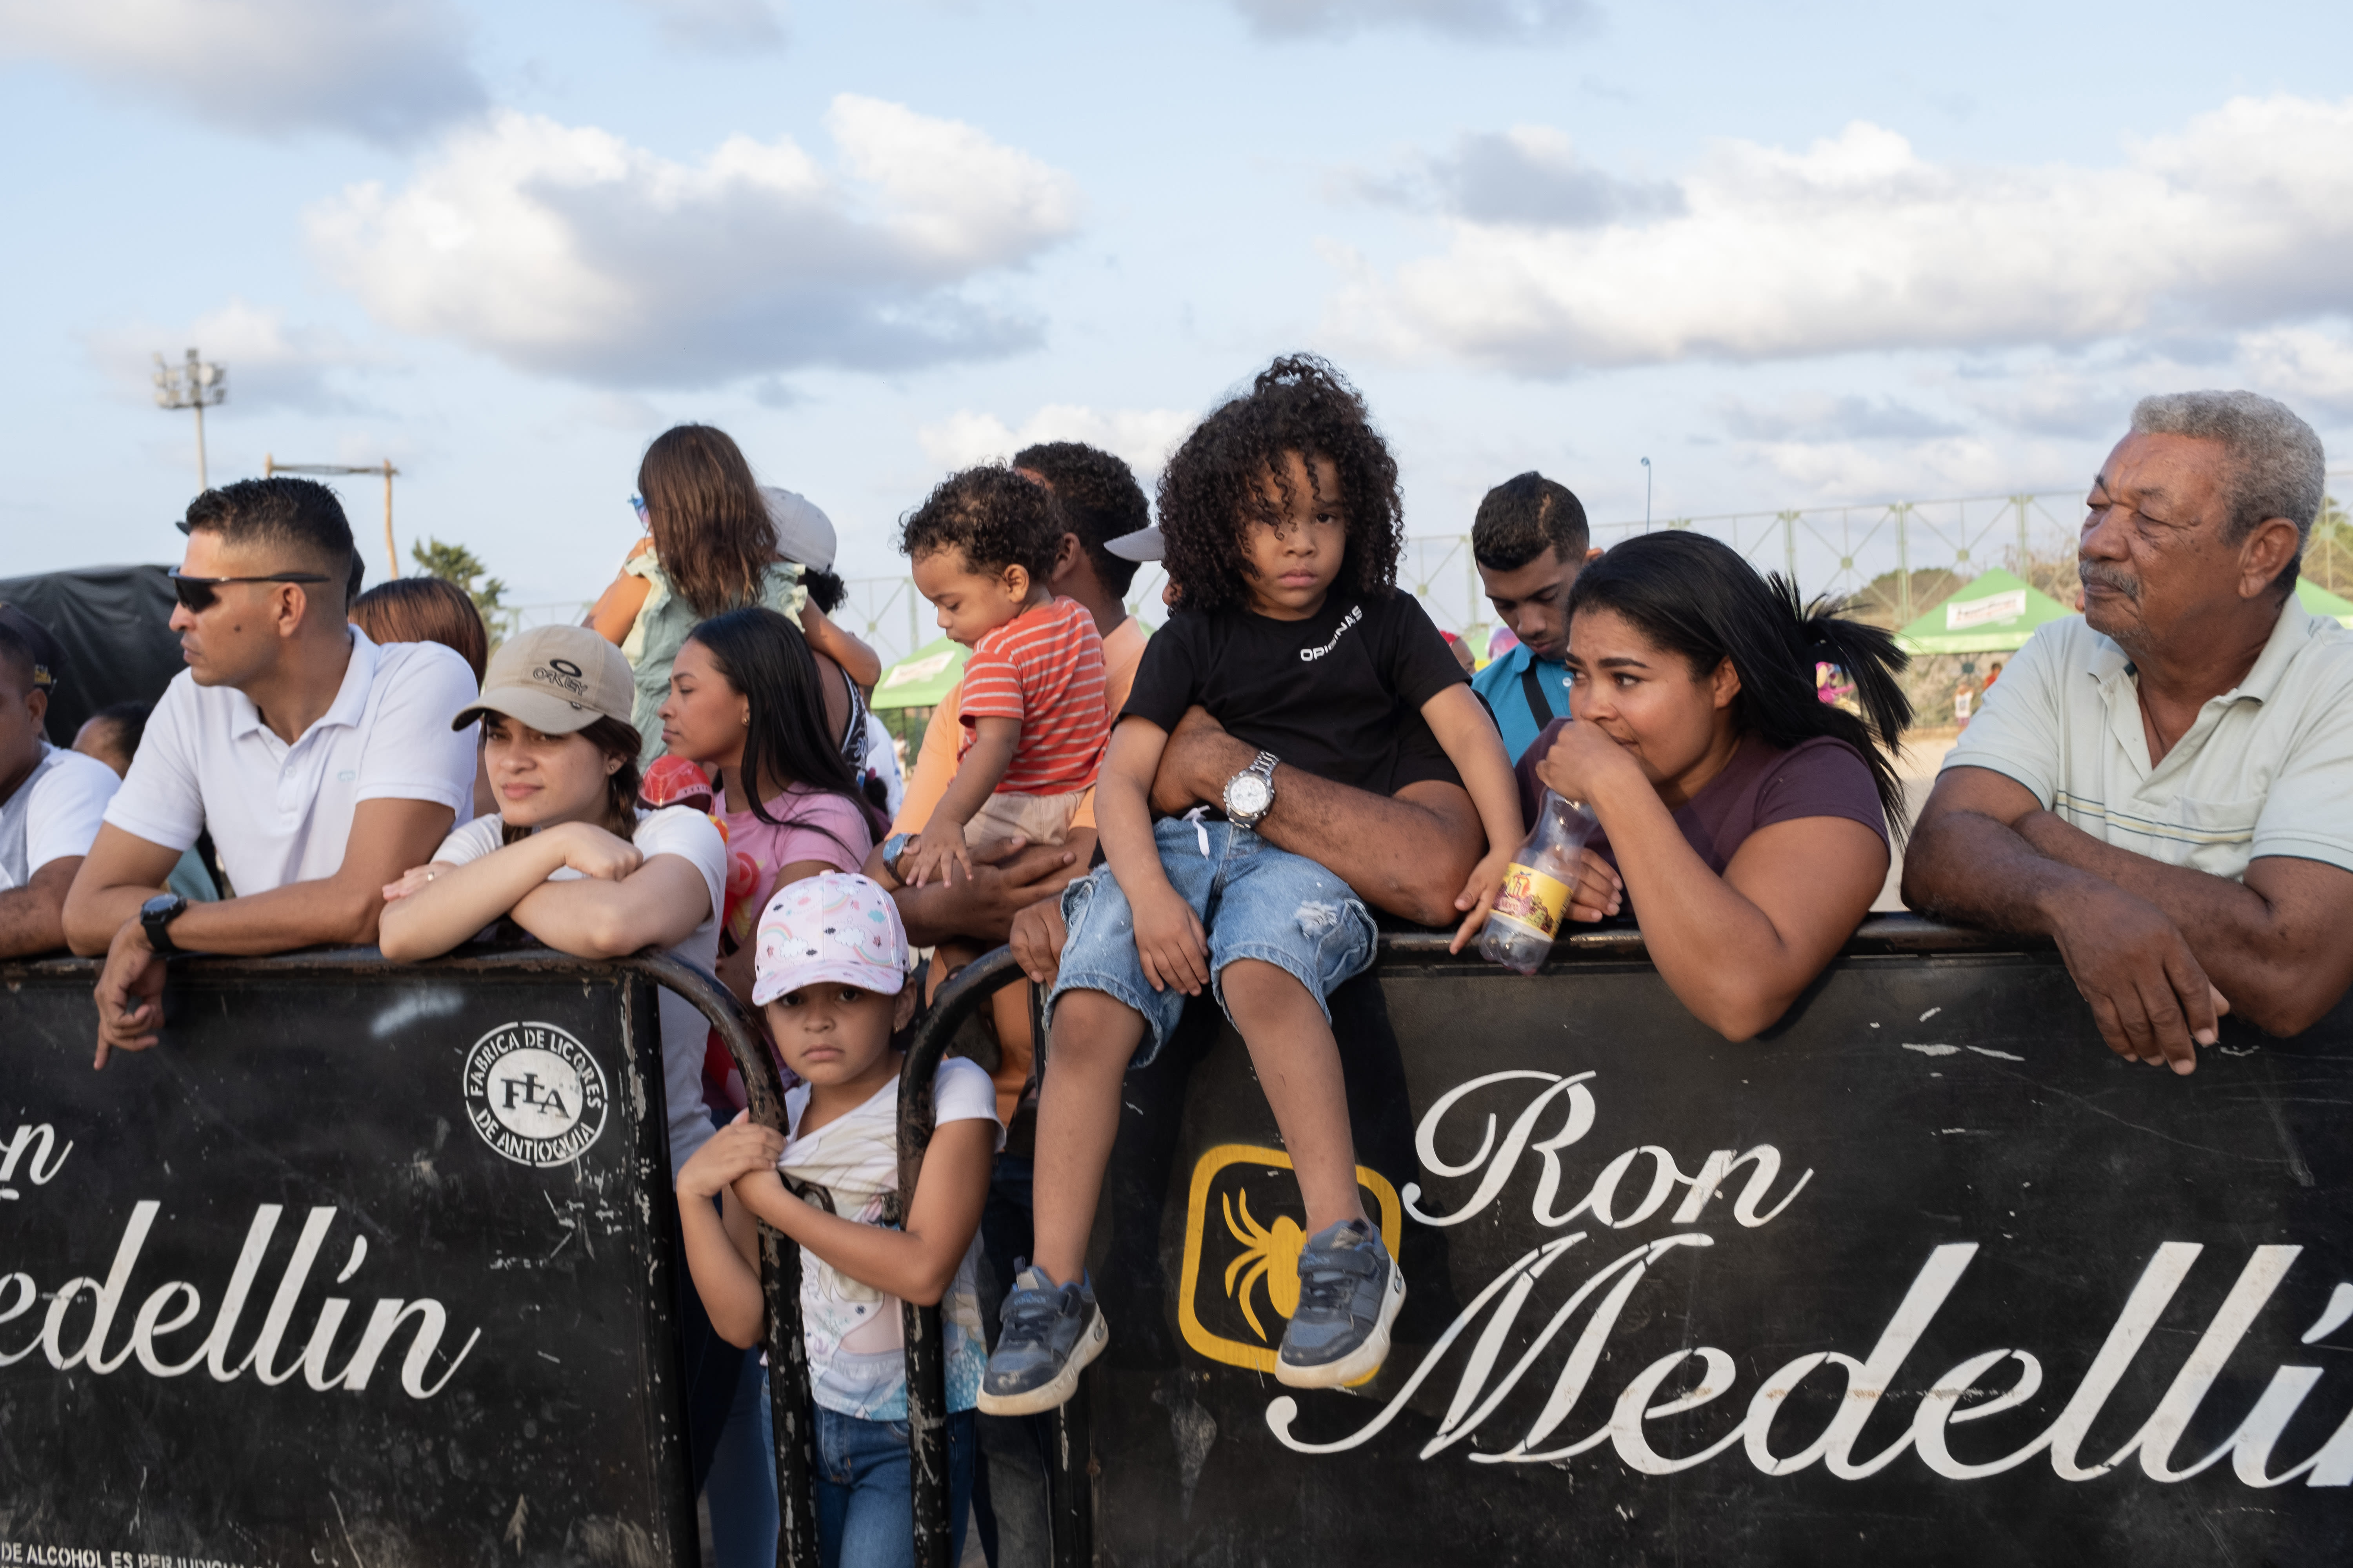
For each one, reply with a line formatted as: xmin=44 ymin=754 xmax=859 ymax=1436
xmin=452 ymin=624 xmax=637 ymax=737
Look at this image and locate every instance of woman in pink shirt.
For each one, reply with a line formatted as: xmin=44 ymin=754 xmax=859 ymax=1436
xmin=658 ymin=607 xmax=885 ymax=1015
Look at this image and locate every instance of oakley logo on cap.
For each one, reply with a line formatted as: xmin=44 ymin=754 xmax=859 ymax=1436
xmin=530 ymin=658 xmax=591 ymax=699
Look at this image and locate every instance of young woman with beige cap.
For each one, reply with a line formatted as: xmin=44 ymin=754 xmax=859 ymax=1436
xmin=375 ymin=625 xmax=778 ymax=1564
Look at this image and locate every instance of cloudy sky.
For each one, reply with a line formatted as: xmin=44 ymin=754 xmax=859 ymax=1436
xmin=5 ymin=0 xmax=2350 ymax=625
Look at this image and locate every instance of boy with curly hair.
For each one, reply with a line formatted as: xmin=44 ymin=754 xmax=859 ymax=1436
xmin=898 ymin=465 xmax=1109 ymax=890
xmin=979 ymin=357 xmax=1523 ymax=1414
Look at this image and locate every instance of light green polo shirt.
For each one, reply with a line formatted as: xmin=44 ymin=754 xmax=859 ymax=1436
xmin=1941 ymin=595 xmax=2353 ymax=880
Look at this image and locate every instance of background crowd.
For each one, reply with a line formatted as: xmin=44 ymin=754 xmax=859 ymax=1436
xmin=2 ymin=358 xmax=2349 ymax=1568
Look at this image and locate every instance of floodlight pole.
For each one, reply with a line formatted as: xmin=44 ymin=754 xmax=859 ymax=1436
xmin=264 ymin=456 xmax=402 ymax=579
xmin=153 ymin=347 xmax=227 ymax=493
xmin=1641 ymin=457 xmax=1652 ymax=527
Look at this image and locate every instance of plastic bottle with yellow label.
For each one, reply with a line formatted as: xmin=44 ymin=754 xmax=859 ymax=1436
xmin=1478 ymin=789 xmax=1600 ymax=974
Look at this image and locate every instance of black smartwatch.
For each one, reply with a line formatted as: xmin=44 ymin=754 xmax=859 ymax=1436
xmin=140 ymin=892 xmax=189 ymax=955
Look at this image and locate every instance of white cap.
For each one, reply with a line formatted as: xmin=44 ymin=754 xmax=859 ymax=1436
xmin=1104 ymin=525 xmax=1163 ymax=562
xmin=763 ymin=486 xmax=837 ymax=573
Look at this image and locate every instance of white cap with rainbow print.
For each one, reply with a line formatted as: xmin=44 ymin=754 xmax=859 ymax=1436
xmin=751 ymin=872 xmax=912 ymax=1005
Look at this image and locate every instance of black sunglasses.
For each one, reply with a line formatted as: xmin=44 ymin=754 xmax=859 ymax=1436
xmin=169 ymin=568 xmax=334 ymax=613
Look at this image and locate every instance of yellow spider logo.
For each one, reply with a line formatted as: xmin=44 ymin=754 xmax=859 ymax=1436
xmin=1222 ymin=1189 xmax=1304 ymax=1342
xmin=1177 ymin=1143 xmax=1404 ymax=1377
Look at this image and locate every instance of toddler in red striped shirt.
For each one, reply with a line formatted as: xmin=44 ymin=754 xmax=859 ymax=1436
xmin=899 ymin=465 xmax=1109 ymax=888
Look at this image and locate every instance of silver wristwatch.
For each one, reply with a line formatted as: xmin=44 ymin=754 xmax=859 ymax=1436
xmin=1222 ymin=751 xmax=1280 ymax=828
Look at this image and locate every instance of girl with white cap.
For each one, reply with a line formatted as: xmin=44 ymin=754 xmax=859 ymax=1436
xmin=677 ymin=871 xmax=996 ymax=1568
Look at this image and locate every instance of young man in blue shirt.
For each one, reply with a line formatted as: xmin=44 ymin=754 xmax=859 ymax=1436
xmin=1468 ymin=472 xmax=1599 ymax=762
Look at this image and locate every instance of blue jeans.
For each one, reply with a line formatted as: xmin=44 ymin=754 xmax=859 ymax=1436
xmin=815 ymin=1404 xmax=977 ymax=1568
xmin=1047 ymin=817 xmax=1377 ymax=1066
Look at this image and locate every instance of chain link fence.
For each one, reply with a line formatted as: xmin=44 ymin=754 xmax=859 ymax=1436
xmin=496 ymin=476 xmax=2353 ymax=674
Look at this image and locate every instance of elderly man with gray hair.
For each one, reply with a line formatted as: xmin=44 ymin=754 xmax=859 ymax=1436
xmin=1904 ymin=390 xmax=2353 ymax=1073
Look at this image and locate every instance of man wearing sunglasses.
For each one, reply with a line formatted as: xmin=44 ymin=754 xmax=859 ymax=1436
xmin=63 ymin=478 xmax=480 ymax=1066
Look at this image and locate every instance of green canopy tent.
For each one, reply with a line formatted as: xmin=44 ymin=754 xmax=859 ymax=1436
xmin=1895 ymin=567 xmax=2075 ymax=655
xmin=869 ymin=635 xmax=967 ymax=710
xmin=2295 ymin=578 xmax=2353 ymax=629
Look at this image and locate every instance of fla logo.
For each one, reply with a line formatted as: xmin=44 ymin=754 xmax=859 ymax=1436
xmin=1176 ymin=1143 xmax=1402 ymax=1379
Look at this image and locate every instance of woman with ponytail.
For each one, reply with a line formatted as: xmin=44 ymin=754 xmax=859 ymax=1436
xmin=1521 ymin=530 xmax=1911 ymax=1040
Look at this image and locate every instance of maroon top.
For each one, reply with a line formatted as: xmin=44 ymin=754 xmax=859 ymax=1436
xmin=1513 ymin=721 xmax=1888 ymax=876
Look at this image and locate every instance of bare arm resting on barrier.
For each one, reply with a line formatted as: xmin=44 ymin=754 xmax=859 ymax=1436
xmin=1537 ymin=718 xmax=1887 ymax=1042
xmin=0 ymin=857 xmax=79 ymax=959
xmin=1904 ymin=765 xmax=2353 ymax=1065
xmin=1148 ymin=704 xmax=1486 ymax=928
xmin=377 ymin=820 xmax=712 ymax=963
xmin=71 ymin=798 xmax=457 ymax=1067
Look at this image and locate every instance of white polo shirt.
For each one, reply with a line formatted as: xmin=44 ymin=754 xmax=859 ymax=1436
xmin=1943 ymin=596 xmax=2353 ymax=880
xmin=104 ymin=627 xmax=480 ymax=895
xmin=0 ymin=742 xmax=122 ymax=890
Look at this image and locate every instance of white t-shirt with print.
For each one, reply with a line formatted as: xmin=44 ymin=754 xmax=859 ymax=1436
xmin=780 ymin=1055 xmax=1002 ymax=1420
xmin=0 ymin=742 xmax=121 ymax=890
xmin=432 ymin=804 xmax=727 ymax=1175
xmin=104 ymin=628 xmax=478 ymax=894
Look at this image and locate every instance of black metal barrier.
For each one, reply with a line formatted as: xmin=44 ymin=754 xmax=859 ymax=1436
xmin=908 ymin=915 xmax=2353 ymax=1566
xmin=16 ymin=917 xmax=2353 ymax=1565
xmin=0 ymin=943 xmax=961 ymax=1568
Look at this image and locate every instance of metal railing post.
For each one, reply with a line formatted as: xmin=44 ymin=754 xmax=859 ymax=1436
xmin=895 ymin=946 xmax=1028 ymax=1568
xmin=624 ymin=950 xmax=822 ymax=1568
xmin=903 ymin=949 xmax=1094 ymax=1568
xmin=1024 ymin=965 xmax=1096 ymax=1568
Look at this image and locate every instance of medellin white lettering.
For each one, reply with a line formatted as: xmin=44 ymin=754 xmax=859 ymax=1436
xmin=1266 ymin=1065 xmax=2353 ymax=1492
xmin=11 ymin=1201 xmax=478 ymax=1400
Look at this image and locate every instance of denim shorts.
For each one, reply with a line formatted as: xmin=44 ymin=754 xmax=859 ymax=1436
xmin=1046 ymin=816 xmax=1377 ymax=1067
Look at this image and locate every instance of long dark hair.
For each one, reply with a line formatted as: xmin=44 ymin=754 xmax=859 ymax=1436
xmin=1157 ymin=354 xmax=1403 ymax=614
xmin=638 ymin=424 xmax=779 ymax=619
xmin=1566 ymin=532 xmax=1913 ymax=838
xmin=491 ymin=713 xmax=644 ymax=846
xmin=686 ymin=607 xmax=883 ymax=844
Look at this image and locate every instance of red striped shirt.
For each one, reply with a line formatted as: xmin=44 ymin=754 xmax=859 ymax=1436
xmin=958 ymin=596 xmax=1109 ymax=793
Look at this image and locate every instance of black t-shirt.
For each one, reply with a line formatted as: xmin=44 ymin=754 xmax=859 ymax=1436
xmin=1122 ymin=590 xmax=1469 ymax=797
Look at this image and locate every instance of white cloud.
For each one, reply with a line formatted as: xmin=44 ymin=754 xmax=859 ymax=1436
xmin=0 ymin=0 xmax=483 ymax=144
xmin=1335 ymin=96 xmax=2353 ymax=375
xmin=1227 ymin=0 xmax=1589 ymax=41
xmin=87 ymin=298 xmax=387 ymax=414
xmin=307 ymin=97 xmax=1081 ymax=387
xmin=622 ymin=0 xmax=787 ymax=53
xmin=1717 ymin=392 xmax=1964 ymax=444
xmin=2236 ymin=324 xmax=2353 ymax=422
xmin=917 ymin=405 xmax=1197 ymax=480
xmin=1358 ymin=127 xmax=1681 ymax=227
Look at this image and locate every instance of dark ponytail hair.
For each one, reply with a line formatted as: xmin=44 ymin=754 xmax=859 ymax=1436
xmin=686 ymin=607 xmax=885 ymax=845
xmin=1566 ymin=531 xmax=1913 ymax=839
xmin=493 ymin=713 xmax=644 ymax=847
